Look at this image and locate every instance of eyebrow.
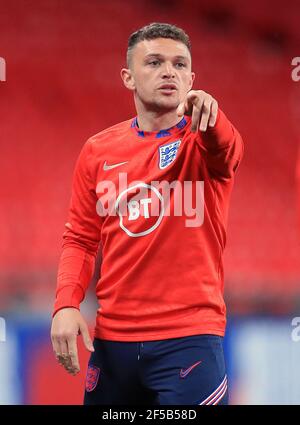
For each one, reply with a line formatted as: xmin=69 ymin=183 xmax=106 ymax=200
xmin=144 ymin=53 xmax=189 ymax=61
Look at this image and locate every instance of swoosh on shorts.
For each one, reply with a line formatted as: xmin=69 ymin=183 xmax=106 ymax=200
xmin=180 ymin=360 xmax=202 ymax=378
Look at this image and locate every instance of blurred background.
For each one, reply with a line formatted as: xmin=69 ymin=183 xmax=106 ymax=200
xmin=0 ymin=0 xmax=300 ymax=405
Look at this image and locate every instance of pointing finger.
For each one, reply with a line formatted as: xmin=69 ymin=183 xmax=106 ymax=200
xmin=209 ymin=100 xmax=218 ymax=127
xmin=199 ymin=100 xmax=212 ymax=132
xmin=191 ymin=99 xmax=204 ymax=132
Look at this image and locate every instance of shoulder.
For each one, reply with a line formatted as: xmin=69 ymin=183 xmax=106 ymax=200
xmin=87 ymin=118 xmax=133 ymax=148
xmin=75 ymin=118 xmax=133 ymax=169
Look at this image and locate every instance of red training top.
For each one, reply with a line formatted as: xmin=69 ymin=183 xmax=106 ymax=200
xmin=53 ymin=109 xmax=244 ymax=341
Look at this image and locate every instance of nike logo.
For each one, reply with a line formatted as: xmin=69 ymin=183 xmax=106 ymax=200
xmin=179 ymin=360 xmax=202 ymax=378
xmin=103 ymin=160 xmax=129 ymax=171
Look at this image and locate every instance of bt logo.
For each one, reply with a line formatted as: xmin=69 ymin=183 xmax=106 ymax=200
xmin=115 ymin=183 xmax=164 ymax=237
xmin=128 ymin=198 xmax=152 ymax=220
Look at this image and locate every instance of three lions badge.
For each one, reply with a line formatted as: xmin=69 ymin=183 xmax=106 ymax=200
xmin=85 ymin=364 xmax=100 ymax=392
xmin=158 ymin=140 xmax=181 ymax=170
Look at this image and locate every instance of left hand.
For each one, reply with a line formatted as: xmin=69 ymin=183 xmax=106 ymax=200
xmin=177 ymin=90 xmax=218 ymax=133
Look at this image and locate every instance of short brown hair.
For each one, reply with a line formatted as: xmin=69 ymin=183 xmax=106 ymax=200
xmin=127 ymin=22 xmax=191 ymax=67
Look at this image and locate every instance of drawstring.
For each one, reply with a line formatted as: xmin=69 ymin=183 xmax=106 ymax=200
xmin=137 ymin=342 xmax=144 ymax=360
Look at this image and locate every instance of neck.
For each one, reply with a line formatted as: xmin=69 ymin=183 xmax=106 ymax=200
xmin=134 ymin=100 xmax=181 ymax=132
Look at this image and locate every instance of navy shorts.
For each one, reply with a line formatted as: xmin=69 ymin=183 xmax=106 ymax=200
xmin=83 ymin=334 xmax=228 ymax=405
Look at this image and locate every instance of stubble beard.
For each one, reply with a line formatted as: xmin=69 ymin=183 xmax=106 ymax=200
xmin=141 ymin=92 xmax=180 ymax=114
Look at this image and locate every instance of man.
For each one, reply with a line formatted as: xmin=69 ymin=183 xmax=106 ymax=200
xmin=51 ymin=22 xmax=243 ymax=405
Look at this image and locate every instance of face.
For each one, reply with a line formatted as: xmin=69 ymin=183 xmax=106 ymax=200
xmin=121 ymin=38 xmax=195 ymax=112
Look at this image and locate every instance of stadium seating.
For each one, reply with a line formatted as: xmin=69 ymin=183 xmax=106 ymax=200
xmin=0 ymin=0 xmax=299 ymax=313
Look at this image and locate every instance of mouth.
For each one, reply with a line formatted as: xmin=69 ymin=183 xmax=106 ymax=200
xmin=158 ymin=84 xmax=177 ymax=94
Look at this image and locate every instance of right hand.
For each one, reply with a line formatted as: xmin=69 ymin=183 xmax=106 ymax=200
xmin=50 ymin=307 xmax=95 ymax=376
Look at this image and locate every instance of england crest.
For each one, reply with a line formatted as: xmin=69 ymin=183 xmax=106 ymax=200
xmin=158 ymin=139 xmax=181 ymax=170
xmin=85 ymin=364 xmax=100 ymax=392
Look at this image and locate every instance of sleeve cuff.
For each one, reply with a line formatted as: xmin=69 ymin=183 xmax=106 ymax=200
xmin=201 ymin=108 xmax=235 ymax=149
xmin=52 ymin=285 xmax=84 ymax=318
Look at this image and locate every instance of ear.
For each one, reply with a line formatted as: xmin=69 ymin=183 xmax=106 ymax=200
xmin=189 ymin=72 xmax=196 ymax=90
xmin=120 ymin=68 xmax=135 ymax=91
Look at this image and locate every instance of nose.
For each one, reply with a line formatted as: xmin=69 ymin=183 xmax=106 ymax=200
xmin=162 ymin=62 xmax=175 ymax=79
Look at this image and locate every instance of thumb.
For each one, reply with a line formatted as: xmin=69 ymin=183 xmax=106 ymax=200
xmin=79 ymin=322 xmax=94 ymax=352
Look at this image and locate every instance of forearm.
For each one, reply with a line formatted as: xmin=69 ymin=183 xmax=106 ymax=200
xmin=53 ymin=139 xmax=102 ymax=317
xmin=199 ymin=108 xmax=244 ymax=179
xmin=53 ymin=243 xmax=97 ymax=317
xmin=201 ymin=109 xmax=240 ymax=148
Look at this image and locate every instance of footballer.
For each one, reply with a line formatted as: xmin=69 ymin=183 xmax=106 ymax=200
xmin=51 ymin=22 xmax=243 ymax=405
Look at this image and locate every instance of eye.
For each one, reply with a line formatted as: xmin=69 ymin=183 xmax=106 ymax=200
xmin=149 ymin=60 xmax=160 ymax=66
xmin=175 ymin=62 xmax=186 ymax=68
